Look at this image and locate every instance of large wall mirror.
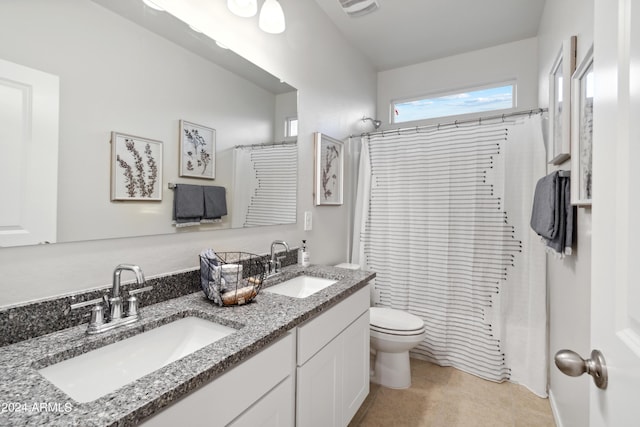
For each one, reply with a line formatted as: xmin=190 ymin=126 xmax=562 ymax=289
xmin=0 ymin=0 xmax=298 ymax=247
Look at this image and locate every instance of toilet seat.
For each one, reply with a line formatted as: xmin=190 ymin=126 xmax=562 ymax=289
xmin=370 ymin=307 xmax=425 ymax=336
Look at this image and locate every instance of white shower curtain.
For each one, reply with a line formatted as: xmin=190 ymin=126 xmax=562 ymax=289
xmin=352 ymin=115 xmax=547 ymax=396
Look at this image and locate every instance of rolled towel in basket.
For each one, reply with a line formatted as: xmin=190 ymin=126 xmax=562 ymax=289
xmin=199 ymin=249 xmax=224 ymax=306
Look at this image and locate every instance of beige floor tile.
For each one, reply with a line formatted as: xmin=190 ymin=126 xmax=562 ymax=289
xmin=352 ymin=358 xmax=556 ymax=427
xmin=431 ymin=398 xmax=515 ymax=427
xmin=511 ymin=384 xmax=554 ymax=416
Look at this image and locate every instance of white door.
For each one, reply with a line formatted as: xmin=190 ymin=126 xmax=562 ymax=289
xmin=0 ymin=58 xmax=59 ymax=247
xmin=590 ymin=0 xmax=640 ymax=425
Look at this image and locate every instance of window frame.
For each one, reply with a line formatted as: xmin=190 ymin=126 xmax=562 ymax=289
xmin=284 ymin=116 xmax=298 ymax=139
xmin=390 ymin=81 xmax=517 ymax=125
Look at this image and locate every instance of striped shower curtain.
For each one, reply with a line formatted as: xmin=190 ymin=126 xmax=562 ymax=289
xmin=231 ymin=142 xmax=297 ymax=227
xmin=352 ymin=115 xmax=547 ymax=396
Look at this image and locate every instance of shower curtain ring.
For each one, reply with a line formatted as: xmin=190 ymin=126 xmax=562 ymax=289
xmin=502 ymin=114 xmax=505 ymax=123
xmin=455 ymin=120 xmax=459 ymax=128
xmin=529 ymin=110 xmax=533 ymax=118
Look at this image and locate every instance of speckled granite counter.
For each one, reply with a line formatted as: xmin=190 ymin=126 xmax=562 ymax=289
xmin=0 ymin=265 xmax=374 ymax=426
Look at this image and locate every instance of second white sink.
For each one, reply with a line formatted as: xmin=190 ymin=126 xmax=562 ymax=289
xmin=264 ymin=275 xmax=337 ymax=298
xmin=37 ymin=316 xmax=236 ymax=403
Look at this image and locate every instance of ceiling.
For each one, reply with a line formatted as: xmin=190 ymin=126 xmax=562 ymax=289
xmin=312 ymin=0 xmax=546 ymax=71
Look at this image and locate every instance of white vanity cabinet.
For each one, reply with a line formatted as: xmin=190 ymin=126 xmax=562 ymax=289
xmin=139 ymin=283 xmax=371 ymax=427
xmin=140 ymin=332 xmax=295 ymax=427
xmin=295 ymin=285 xmax=370 ymax=427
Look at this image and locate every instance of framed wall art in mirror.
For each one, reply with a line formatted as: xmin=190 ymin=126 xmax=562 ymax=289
xmin=571 ymin=45 xmax=594 ymax=206
xmin=548 ymin=35 xmax=576 ymax=165
xmin=314 ymin=132 xmax=344 ymax=206
xmin=179 ymin=120 xmax=216 ymax=180
xmin=111 ymin=132 xmax=163 ymax=201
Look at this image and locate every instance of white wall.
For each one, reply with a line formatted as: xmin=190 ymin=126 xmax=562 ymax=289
xmin=377 ymin=38 xmax=539 ymax=128
xmin=537 ymin=1 xmax=594 ymax=426
xmin=0 ymin=0 xmax=376 ymax=307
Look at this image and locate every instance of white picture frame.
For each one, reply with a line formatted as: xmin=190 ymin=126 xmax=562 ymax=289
xmin=179 ymin=120 xmax=216 ymax=179
xmin=111 ymin=132 xmax=163 ymax=201
xmin=314 ymin=132 xmax=344 ymax=206
xmin=570 ymin=45 xmax=594 ymax=206
xmin=548 ymin=36 xmax=577 ymax=165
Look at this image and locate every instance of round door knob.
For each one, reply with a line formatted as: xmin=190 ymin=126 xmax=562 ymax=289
xmin=554 ymin=349 xmax=608 ymax=390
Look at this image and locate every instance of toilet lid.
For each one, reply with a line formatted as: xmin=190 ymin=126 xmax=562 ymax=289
xmin=370 ymin=307 xmax=424 ymax=332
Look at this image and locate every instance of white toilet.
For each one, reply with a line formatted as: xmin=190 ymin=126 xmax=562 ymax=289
xmin=335 ymin=263 xmax=426 ymax=389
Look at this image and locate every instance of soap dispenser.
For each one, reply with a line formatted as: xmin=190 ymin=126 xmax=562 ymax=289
xmin=298 ymin=240 xmax=310 ymax=267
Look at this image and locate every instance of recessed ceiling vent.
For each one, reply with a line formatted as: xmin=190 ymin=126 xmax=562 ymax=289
xmin=338 ymin=0 xmax=379 ymax=18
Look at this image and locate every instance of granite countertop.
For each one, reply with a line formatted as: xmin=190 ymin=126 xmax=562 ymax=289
xmin=0 ymin=265 xmax=374 ymax=427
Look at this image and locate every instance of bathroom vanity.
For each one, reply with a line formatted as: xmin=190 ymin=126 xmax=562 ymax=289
xmin=0 ymin=265 xmax=373 ymax=426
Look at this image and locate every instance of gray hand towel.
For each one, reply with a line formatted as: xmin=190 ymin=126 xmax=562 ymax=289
xmin=530 ymin=171 xmax=560 ymax=239
xmin=173 ymin=184 xmax=204 ymax=226
xmin=544 ymin=176 xmax=567 ymax=254
xmin=203 ymin=186 xmax=227 ymax=220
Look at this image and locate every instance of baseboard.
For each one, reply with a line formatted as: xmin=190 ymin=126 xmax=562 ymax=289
xmin=548 ymin=388 xmax=564 ymax=427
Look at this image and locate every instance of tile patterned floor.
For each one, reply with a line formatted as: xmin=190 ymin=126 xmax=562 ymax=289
xmin=349 ymin=358 xmax=556 ymax=427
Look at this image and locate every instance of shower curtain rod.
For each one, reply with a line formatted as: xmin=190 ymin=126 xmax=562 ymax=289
xmin=234 ymin=140 xmax=297 ymax=149
xmin=352 ymin=107 xmax=548 ymax=138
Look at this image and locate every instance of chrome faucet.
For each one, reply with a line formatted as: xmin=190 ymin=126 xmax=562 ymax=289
xmin=108 ymin=264 xmax=146 ymax=321
xmin=70 ymin=264 xmax=150 ymax=335
xmin=268 ymin=240 xmax=289 ymax=276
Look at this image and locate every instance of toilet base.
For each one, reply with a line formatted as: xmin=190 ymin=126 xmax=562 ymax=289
xmin=371 ymin=350 xmax=412 ymax=389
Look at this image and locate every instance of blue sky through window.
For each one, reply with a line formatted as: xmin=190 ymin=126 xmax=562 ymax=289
xmin=393 ymin=84 xmax=514 ymax=123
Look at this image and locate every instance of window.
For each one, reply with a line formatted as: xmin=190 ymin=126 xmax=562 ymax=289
xmin=392 ymin=83 xmax=515 ymax=124
xmin=285 ymin=117 xmax=298 ymax=138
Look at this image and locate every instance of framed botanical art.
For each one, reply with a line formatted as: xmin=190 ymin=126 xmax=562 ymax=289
xmin=548 ymin=35 xmax=577 ymax=165
xmin=111 ymin=132 xmax=163 ymax=201
xmin=179 ymin=120 xmax=216 ymax=179
xmin=571 ymin=45 xmax=594 ymax=206
xmin=314 ymin=132 xmax=344 ymax=206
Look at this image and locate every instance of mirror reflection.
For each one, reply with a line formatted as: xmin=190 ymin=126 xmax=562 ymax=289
xmin=0 ymin=0 xmax=298 ymax=247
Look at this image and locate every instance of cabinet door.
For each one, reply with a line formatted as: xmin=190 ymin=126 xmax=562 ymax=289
xmin=341 ymin=312 xmax=370 ymax=426
xmin=296 ymin=336 xmax=342 ymax=427
xmin=229 ymin=377 xmax=294 ymax=427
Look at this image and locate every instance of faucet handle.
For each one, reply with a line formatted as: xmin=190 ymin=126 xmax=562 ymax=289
xmin=128 ymin=285 xmax=153 ymax=296
xmin=70 ymin=296 xmax=106 ymax=311
xmin=125 ymin=285 xmax=152 ymax=318
xmin=126 ymin=296 xmax=139 ymax=318
xmin=90 ymin=304 xmax=105 ymax=327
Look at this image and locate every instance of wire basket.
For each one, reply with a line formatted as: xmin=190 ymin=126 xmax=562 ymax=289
xmin=199 ymin=251 xmax=266 ymax=306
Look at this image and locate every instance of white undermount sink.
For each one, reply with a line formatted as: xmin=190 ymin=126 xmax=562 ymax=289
xmin=37 ymin=316 xmax=236 ymax=403
xmin=264 ymin=275 xmax=337 ymax=298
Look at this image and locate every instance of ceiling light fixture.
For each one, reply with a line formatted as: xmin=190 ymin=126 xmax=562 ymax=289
xmin=258 ymin=0 xmax=286 ymax=34
xmin=228 ymin=0 xmax=286 ymax=34
xmin=227 ymin=0 xmax=258 ymax=18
